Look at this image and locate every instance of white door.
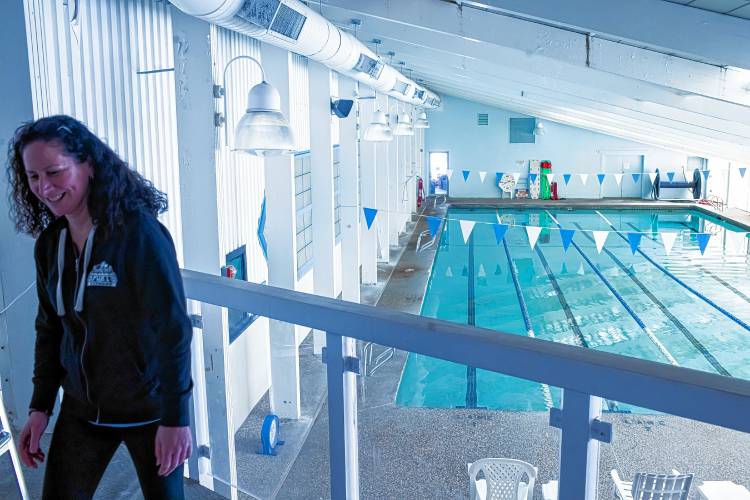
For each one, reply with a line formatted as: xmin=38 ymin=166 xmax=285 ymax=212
xmin=601 ymin=154 xmax=644 ymax=198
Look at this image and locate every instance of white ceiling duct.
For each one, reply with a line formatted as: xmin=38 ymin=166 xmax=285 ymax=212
xmin=169 ymin=0 xmax=440 ymax=108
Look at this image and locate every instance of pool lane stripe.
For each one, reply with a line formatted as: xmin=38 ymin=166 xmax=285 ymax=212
xmin=466 ymin=233 xmax=478 ymax=408
xmin=545 ymin=213 xmax=679 ymax=366
xmin=575 ymin=223 xmax=730 ymax=376
xmin=596 ymin=211 xmax=750 ymax=334
xmin=501 ymin=237 xmax=554 ymax=409
xmin=626 ymin=221 xmax=750 ymax=306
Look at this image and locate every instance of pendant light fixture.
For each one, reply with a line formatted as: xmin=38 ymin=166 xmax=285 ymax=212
xmin=364 ymin=109 xmax=394 ymax=142
xmin=414 ymin=111 xmax=429 ymax=129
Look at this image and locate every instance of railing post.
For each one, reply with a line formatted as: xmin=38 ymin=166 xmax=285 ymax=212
xmin=325 ymin=332 xmax=360 ymax=500
xmin=555 ymin=390 xmax=604 ymax=500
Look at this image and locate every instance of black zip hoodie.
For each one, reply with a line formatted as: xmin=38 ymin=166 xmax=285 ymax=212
xmin=30 ymin=211 xmax=193 ymax=426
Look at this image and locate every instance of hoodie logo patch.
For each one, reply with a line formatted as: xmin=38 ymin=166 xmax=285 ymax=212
xmin=87 ymin=261 xmax=118 ymax=288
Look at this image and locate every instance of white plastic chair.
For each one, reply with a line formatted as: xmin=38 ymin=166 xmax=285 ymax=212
xmin=467 ymin=458 xmax=537 ymax=500
xmin=611 ymin=469 xmax=693 ymax=499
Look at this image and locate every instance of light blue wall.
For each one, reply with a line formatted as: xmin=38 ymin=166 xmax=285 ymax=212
xmin=425 ymin=95 xmax=691 ymax=199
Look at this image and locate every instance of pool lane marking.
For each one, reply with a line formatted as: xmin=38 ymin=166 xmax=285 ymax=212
xmin=596 ymin=210 xmax=750 ymax=334
xmin=546 ymin=212 xmax=679 ymax=366
xmin=574 ymin=222 xmax=730 ymax=376
xmin=466 ymin=232 xmax=478 ymax=409
xmin=501 ymin=236 xmax=555 ymax=409
xmin=625 ymin=221 xmax=750 ymax=306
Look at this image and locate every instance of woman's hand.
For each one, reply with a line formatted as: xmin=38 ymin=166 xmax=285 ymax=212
xmin=155 ymin=425 xmax=192 ymax=476
xmin=18 ymin=411 xmax=49 ymax=468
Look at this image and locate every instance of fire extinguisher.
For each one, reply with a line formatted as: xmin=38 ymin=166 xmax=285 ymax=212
xmin=417 ymin=176 xmax=424 ymax=208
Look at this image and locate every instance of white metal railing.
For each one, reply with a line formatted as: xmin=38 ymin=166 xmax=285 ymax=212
xmin=181 ymin=269 xmax=750 ymax=500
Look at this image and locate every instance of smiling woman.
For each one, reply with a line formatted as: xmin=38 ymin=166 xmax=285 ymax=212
xmin=5 ymin=115 xmax=193 ymax=499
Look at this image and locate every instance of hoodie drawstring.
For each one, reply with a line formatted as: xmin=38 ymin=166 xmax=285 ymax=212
xmin=56 ymin=225 xmax=97 ymax=316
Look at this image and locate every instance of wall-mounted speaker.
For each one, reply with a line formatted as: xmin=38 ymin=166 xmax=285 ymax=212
xmin=330 ymin=98 xmax=354 ymax=118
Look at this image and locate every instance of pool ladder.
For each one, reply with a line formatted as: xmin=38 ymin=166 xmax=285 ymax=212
xmin=361 ymin=342 xmax=395 ymax=377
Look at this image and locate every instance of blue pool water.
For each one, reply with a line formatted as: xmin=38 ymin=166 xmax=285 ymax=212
xmin=396 ymin=208 xmax=750 ymax=412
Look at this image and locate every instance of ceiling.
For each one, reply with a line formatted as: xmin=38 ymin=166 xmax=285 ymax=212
xmin=315 ymin=0 xmax=750 ymax=163
xmin=662 ymin=0 xmax=750 ymax=20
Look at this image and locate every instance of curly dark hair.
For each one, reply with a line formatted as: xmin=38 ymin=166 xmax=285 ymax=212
xmin=6 ymin=115 xmax=167 ymax=237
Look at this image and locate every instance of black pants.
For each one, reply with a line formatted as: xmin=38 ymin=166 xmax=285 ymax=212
xmin=42 ymin=408 xmax=184 ymax=500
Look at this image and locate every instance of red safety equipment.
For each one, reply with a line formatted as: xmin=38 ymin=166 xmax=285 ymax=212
xmin=551 ymin=182 xmax=559 ymax=200
xmin=417 ymin=176 xmax=425 ymax=208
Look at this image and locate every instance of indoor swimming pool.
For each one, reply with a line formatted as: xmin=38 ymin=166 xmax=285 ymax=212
xmin=396 ymin=207 xmax=750 ymax=412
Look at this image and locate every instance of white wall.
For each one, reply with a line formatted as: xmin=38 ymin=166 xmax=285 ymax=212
xmin=426 ymin=95 xmax=692 ymax=199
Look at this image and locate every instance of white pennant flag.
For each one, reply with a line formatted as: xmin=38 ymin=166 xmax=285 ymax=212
xmin=579 ymin=173 xmax=589 ymax=185
xmin=445 ymin=266 xmax=453 ymax=277
xmin=613 ymin=173 xmax=623 ymax=186
xmin=526 ymin=225 xmax=542 ymax=249
xmin=546 ymin=173 xmax=555 ymax=184
xmin=478 ymin=171 xmax=487 ymax=183
xmin=446 ymin=169 xmax=454 ymax=180
xmin=592 ymin=231 xmax=609 ymax=254
xmin=459 ymin=220 xmax=476 ymax=244
xmin=478 ymin=264 xmax=487 ymax=278
xmin=648 ymin=172 xmax=658 ymax=185
xmin=660 ymin=232 xmax=678 ymax=256
xmin=577 ymin=263 xmax=585 ymax=275
xmin=511 ymin=172 xmax=521 ymax=184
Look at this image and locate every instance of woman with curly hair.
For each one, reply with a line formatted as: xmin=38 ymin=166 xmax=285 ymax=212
xmin=7 ymin=115 xmax=193 ymax=499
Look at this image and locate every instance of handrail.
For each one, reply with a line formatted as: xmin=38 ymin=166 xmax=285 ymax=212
xmin=181 ymin=269 xmax=750 ymax=434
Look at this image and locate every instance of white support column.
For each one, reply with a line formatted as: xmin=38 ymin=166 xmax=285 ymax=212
xmin=172 ymin=11 xmax=235 ymax=497
xmin=309 ymin=61 xmax=335 ymax=354
xmin=557 ymin=390 xmax=603 ymax=500
xmin=388 ymin=105 xmax=400 ymax=243
xmin=261 ymin=43 xmax=301 ymax=420
xmin=339 ymin=77 xmax=361 ymax=303
xmin=359 ymin=94 xmax=378 ymax=284
xmin=376 ymin=93 xmax=391 ymax=263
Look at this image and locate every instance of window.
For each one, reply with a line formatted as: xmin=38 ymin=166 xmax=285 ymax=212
xmin=509 ymin=118 xmax=536 ymax=143
xmin=333 ymin=145 xmax=342 ymax=238
xmin=295 ymin=152 xmax=313 ymax=276
xmin=225 ymin=245 xmax=259 ymax=343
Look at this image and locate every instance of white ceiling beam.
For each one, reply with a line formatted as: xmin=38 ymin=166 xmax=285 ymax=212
xmin=458 ymin=0 xmax=750 ymax=70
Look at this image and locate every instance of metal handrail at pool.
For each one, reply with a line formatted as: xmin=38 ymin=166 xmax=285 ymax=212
xmin=181 ymin=269 xmax=750 ymax=500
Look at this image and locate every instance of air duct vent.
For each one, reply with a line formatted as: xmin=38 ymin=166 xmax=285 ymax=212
xmin=413 ymin=88 xmax=425 ymax=100
xmin=392 ymin=80 xmax=409 ymax=95
xmin=270 ymin=3 xmax=306 ymax=40
xmin=236 ymin=0 xmax=279 ymax=28
xmin=477 ymin=113 xmax=489 ymax=126
xmin=353 ymin=53 xmax=384 ymax=79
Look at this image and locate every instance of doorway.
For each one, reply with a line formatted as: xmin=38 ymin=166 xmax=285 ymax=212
xmin=429 ymin=151 xmax=449 ymax=195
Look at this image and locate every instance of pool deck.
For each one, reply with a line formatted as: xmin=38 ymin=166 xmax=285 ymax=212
xmin=277 ymin=196 xmax=750 ymax=499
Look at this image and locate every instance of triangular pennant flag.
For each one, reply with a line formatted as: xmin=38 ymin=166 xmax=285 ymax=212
xmin=579 ymin=173 xmax=589 ymax=185
xmin=597 ymin=173 xmax=606 ymax=186
xmin=511 ymin=172 xmax=521 ymax=184
xmin=563 ymin=173 xmax=572 ymax=185
xmin=660 ymin=232 xmax=677 ymax=256
xmin=559 ymin=228 xmax=575 ymax=252
xmin=462 ymin=170 xmax=471 ymax=182
xmin=592 ymin=231 xmax=608 ymax=254
xmin=697 ymin=233 xmax=711 ymax=255
xmin=739 ymin=167 xmax=747 ymax=178
xmin=627 ymin=232 xmax=643 ymax=255
xmin=648 ymin=172 xmax=658 ymax=184
xmin=631 ymin=173 xmax=642 ymax=183
xmin=478 ymin=264 xmax=486 ymax=278
xmin=446 ymin=169 xmax=454 ymax=180
xmin=613 ymin=173 xmax=623 ymax=186
xmin=561 ymin=262 xmax=569 ymax=275
xmin=666 ymin=172 xmax=675 ymax=182
xmin=529 ymin=173 xmax=538 ymax=184
xmin=525 ymin=225 xmax=542 ymax=249
xmin=426 ymin=216 xmax=442 ymax=237
xmin=495 ymin=264 xmax=502 ymax=275
xmin=478 ymin=171 xmax=487 ymax=183
xmin=577 ymin=263 xmax=585 ymax=275
xmin=459 ymin=220 xmax=476 ymax=244
xmin=445 ymin=266 xmax=453 ymax=278
xmin=493 ymin=223 xmax=509 ymax=244
xmin=495 ymin=172 xmax=504 ymax=184
xmin=363 ymin=207 xmax=378 ymax=230
xmin=546 ymin=173 xmax=555 ymax=184
xmin=462 ymin=265 xmax=468 ymax=277
xmin=702 ymin=170 xmax=710 ymax=181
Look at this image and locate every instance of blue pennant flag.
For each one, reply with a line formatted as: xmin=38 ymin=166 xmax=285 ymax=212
xmin=563 ymin=173 xmax=572 ymax=185
xmin=740 ymin=167 xmax=747 ymax=178
xmin=462 ymin=265 xmax=468 ymax=277
xmin=494 ymin=264 xmax=502 ymax=275
xmin=363 ymin=207 xmax=378 ymax=229
xmin=666 ymin=172 xmax=675 ymax=182
xmin=559 ymin=229 xmax=575 ymax=252
xmin=697 ymin=233 xmax=711 ymax=255
xmin=702 ymin=170 xmax=710 ymax=181
xmin=528 ymin=173 xmax=538 ymax=184
xmin=493 ymin=223 xmax=509 ymax=244
xmin=560 ymin=262 xmax=569 ymax=275
xmin=627 ymin=232 xmax=643 ymax=254
xmin=495 ymin=172 xmax=504 ymax=184
xmin=257 ymin=194 xmax=268 ymax=261
xmin=426 ymin=216 xmax=442 ymax=237
xmin=631 ymin=173 xmax=642 ymax=183
xmin=462 ymin=170 xmax=471 ymax=182
xmin=597 ymin=173 xmax=606 ymax=186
